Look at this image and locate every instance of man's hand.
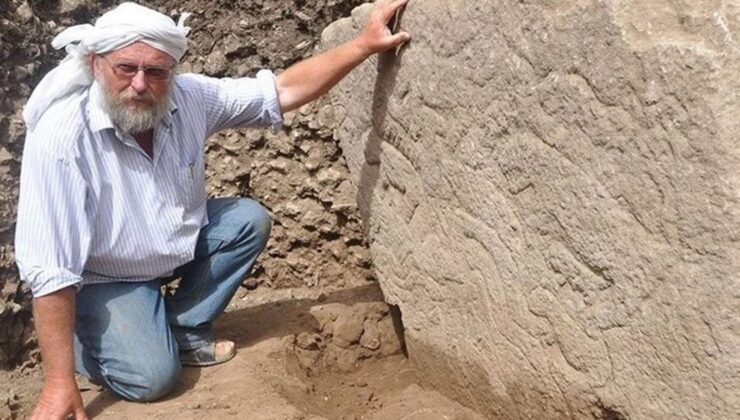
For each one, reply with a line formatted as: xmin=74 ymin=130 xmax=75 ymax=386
xmin=276 ymin=0 xmax=413 ymax=112
xmin=31 ymin=378 xmax=88 ymax=420
xmin=355 ymin=0 xmax=411 ymax=56
xmin=31 ymin=287 xmax=88 ymax=419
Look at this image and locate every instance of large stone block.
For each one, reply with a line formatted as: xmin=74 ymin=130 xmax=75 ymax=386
xmin=322 ymin=1 xmax=739 ymax=418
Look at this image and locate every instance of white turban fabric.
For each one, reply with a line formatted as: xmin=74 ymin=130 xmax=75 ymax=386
xmin=23 ymin=2 xmax=191 ymax=130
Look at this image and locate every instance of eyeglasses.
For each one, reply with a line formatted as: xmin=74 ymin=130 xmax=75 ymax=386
xmin=96 ymin=55 xmax=175 ymax=81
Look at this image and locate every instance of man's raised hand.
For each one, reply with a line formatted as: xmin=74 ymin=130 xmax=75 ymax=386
xmin=356 ymin=0 xmax=411 ymax=56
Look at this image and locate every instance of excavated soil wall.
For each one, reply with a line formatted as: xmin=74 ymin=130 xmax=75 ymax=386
xmin=0 ymin=0 xmax=372 ymax=369
xmin=323 ymin=1 xmax=740 ymax=419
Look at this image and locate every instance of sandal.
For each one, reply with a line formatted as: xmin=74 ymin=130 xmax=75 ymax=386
xmin=180 ymin=340 xmax=236 ymax=367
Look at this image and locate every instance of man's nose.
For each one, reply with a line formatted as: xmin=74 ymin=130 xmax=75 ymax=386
xmin=130 ymin=70 xmax=148 ymax=93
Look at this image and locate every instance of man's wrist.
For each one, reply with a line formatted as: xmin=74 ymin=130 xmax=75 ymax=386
xmin=349 ymin=36 xmax=374 ymax=62
xmin=44 ymin=371 xmax=78 ymax=385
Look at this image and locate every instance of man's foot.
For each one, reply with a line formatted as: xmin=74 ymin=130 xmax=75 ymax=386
xmin=180 ymin=339 xmax=236 ymax=367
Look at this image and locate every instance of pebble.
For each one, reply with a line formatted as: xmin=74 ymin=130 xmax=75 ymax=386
xmin=242 ymin=278 xmax=260 ymax=290
xmin=13 ymin=66 xmax=30 ymax=82
xmin=295 ymin=11 xmax=312 ymax=22
xmin=317 ymin=167 xmax=342 ymax=185
xmin=283 ymin=111 xmax=296 ymax=128
xmin=267 ymin=158 xmax=291 ymax=174
xmin=0 ymin=148 xmax=13 ymax=164
xmin=294 ymin=40 xmax=311 ymax=50
xmin=333 ymin=313 xmax=365 ymax=347
xmin=15 ymin=1 xmax=34 ymax=22
xmin=204 ymin=50 xmax=228 ymax=75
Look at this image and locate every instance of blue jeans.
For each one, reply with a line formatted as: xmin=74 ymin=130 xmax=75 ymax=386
xmin=73 ymin=198 xmax=271 ymax=401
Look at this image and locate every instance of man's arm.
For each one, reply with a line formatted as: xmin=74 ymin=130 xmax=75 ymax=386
xmin=15 ymin=125 xmax=92 ymax=418
xmin=276 ymin=0 xmax=411 ymax=113
xmin=31 ymin=287 xmax=88 ymax=420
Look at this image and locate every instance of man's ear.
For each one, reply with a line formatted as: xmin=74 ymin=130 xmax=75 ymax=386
xmin=90 ymin=55 xmax=101 ymax=79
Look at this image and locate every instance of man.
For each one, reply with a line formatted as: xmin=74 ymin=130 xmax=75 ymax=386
xmin=15 ymin=1 xmax=410 ymax=418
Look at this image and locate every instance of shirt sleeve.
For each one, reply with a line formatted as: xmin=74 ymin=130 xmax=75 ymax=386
xmin=14 ymin=132 xmax=92 ymax=297
xmin=184 ymin=70 xmax=284 ymax=137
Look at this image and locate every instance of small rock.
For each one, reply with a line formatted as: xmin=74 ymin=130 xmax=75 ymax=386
xmin=295 ymin=332 xmax=322 ymax=351
xmin=6 ymin=302 xmax=21 ymax=315
xmin=295 ymin=11 xmax=312 ymax=22
xmin=222 ymin=35 xmax=244 ymax=55
xmin=317 ymin=104 xmax=335 ymax=127
xmin=304 ymin=155 xmax=322 ymax=171
xmin=283 ymin=111 xmax=296 ymax=128
xmin=0 ymin=148 xmax=13 ymax=164
xmin=12 ymin=66 xmax=30 ymax=82
xmin=298 ymin=141 xmax=311 ymax=154
xmin=204 ymin=50 xmax=227 ymax=76
xmin=299 ymin=103 xmax=312 ymax=116
xmin=294 ymin=40 xmax=311 ymax=50
xmin=333 ymin=312 xmax=365 ymax=348
xmin=59 ymin=0 xmax=86 ymax=13
xmin=360 ymin=336 xmax=380 ymax=351
xmin=300 ymin=178 xmax=321 ymax=196
xmin=15 ymin=1 xmax=34 ymax=22
xmin=15 ymin=83 xmax=30 ymax=97
xmin=282 ymin=201 xmax=302 ymax=218
xmin=317 ymin=167 xmax=342 ymax=186
xmin=268 ymin=157 xmax=291 ymax=174
xmin=242 ymin=278 xmax=260 ymax=290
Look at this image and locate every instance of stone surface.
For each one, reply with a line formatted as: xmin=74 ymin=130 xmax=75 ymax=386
xmin=323 ymin=1 xmax=739 ymax=419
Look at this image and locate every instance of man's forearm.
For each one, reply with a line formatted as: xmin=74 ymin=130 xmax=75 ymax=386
xmin=33 ymin=287 xmax=77 ymax=383
xmin=275 ymin=0 xmax=411 ymax=113
xmin=275 ymin=38 xmax=371 ymax=113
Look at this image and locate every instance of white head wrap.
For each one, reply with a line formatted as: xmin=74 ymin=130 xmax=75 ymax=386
xmin=23 ymin=2 xmax=191 ymax=130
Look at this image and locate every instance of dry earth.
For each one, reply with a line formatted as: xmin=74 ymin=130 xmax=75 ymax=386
xmin=0 ymin=0 xmax=486 ymax=419
xmin=3 ymin=285 xmax=484 ymax=419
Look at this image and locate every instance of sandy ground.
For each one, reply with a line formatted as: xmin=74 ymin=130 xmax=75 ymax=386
xmin=2 ymin=284 xmax=483 ymax=419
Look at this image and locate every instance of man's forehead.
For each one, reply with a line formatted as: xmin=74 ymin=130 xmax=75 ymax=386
xmin=106 ymin=42 xmax=175 ymax=65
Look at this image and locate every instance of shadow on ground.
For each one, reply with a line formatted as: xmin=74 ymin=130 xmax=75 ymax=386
xmin=82 ymin=283 xmax=385 ymax=417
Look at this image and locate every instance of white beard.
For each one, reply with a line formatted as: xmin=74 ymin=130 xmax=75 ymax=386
xmin=98 ymin=79 xmax=173 ymax=134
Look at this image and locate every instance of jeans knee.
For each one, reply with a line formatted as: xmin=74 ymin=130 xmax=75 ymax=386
xmin=236 ymin=199 xmax=271 ymax=247
xmin=252 ymin=204 xmax=272 ymax=247
xmin=108 ymin=360 xmax=181 ymax=402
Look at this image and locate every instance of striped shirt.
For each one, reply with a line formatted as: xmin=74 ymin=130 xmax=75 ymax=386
xmin=15 ymin=70 xmax=283 ymax=297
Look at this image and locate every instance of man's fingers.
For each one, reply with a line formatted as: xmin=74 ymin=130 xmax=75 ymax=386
xmin=73 ymin=392 xmax=89 ymax=420
xmin=74 ymin=405 xmax=89 ymax=420
xmin=389 ymin=31 xmax=411 ymax=47
xmin=379 ymin=0 xmax=409 ymax=22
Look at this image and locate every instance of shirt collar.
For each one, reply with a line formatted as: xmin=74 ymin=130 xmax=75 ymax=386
xmin=86 ymin=81 xmax=178 ymax=133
